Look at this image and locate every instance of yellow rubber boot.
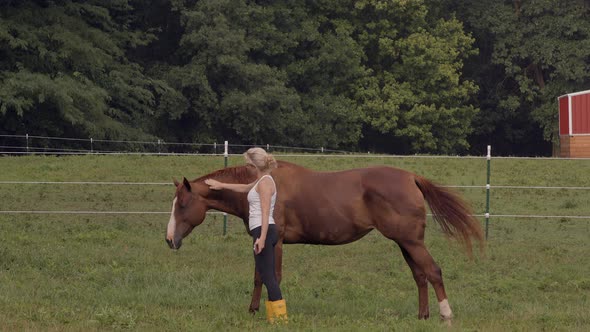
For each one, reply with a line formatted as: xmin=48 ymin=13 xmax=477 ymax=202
xmin=265 ymin=299 xmax=288 ymax=324
xmin=265 ymin=300 xmax=274 ymax=323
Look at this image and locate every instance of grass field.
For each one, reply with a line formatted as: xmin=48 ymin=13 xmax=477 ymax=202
xmin=1 ymin=154 xmax=589 ymax=331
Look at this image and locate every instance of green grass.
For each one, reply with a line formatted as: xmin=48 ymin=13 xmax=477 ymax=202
xmin=0 ymin=155 xmax=589 ymax=331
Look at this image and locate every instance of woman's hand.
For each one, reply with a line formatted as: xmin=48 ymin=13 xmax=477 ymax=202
xmin=205 ymin=179 xmax=223 ymax=190
xmin=254 ymin=237 xmax=265 ymax=255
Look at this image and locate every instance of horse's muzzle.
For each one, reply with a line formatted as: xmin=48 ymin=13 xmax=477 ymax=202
xmin=165 ymin=238 xmax=182 ymax=250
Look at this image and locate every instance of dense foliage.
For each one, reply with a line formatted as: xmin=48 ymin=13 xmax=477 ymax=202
xmin=1 ymin=0 xmax=589 ymax=155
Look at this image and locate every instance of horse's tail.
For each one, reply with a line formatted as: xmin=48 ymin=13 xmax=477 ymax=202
xmin=415 ymin=176 xmax=484 ymax=255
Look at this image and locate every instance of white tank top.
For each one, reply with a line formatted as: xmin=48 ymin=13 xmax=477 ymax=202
xmin=247 ymin=175 xmax=277 ymax=230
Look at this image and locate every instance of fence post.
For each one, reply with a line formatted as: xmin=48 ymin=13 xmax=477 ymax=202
xmin=223 ymin=140 xmax=228 ymax=235
xmin=214 ymin=142 xmax=217 ymax=154
xmin=158 ymin=139 xmax=161 ymax=154
xmin=485 ymin=145 xmax=491 ymax=239
xmin=90 ymin=138 xmax=93 ymax=153
xmin=25 ymin=133 xmax=29 ymax=153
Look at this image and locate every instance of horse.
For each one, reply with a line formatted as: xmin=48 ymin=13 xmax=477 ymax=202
xmin=165 ymin=160 xmax=484 ymax=322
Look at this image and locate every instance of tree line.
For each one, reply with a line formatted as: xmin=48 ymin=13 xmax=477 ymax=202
xmin=1 ymin=0 xmax=589 ymax=155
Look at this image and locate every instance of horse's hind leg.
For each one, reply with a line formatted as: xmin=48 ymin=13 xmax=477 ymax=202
xmin=402 ymin=241 xmax=453 ymax=322
xmin=398 ymin=245 xmax=429 ymax=319
xmin=378 ymin=221 xmax=452 ymax=321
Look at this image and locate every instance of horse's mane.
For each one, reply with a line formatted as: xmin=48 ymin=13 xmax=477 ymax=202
xmin=277 ymin=160 xmax=306 ymax=169
xmin=194 ymin=166 xmax=253 ymax=183
xmin=193 ymin=160 xmax=306 ymax=183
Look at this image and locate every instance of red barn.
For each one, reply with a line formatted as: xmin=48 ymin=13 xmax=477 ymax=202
xmin=559 ymin=89 xmax=590 ymax=158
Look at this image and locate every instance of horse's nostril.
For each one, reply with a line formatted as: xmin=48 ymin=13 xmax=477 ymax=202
xmin=165 ymin=237 xmax=182 ymax=250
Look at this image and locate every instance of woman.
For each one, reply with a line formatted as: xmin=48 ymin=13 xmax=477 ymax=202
xmin=204 ymin=147 xmax=287 ymax=323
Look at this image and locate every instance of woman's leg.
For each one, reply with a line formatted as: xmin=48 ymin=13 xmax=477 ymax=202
xmin=252 ymin=225 xmax=282 ymax=301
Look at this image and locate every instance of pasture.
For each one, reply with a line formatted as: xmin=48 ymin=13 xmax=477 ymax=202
xmin=0 ymin=154 xmax=589 ymax=331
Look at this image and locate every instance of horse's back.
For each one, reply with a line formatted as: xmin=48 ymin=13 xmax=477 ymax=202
xmin=272 ymin=165 xmax=426 ymax=244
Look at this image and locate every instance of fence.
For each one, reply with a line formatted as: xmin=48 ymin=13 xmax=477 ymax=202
xmin=1 ymin=135 xmax=590 ymax=239
xmin=0 ymin=134 xmax=350 ymax=155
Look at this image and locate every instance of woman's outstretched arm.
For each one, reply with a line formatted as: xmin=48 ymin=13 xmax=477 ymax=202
xmin=205 ymin=179 xmax=256 ymax=193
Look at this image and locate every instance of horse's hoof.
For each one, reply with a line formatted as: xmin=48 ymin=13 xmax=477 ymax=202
xmin=440 ymin=315 xmax=452 ymax=327
xmin=248 ymin=306 xmax=259 ymax=314
xmin=418 ymin=310 xmax=430 ymax=320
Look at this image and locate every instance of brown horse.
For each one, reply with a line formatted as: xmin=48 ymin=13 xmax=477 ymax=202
xmin=165 ymin=160 xmax=483 ymax=321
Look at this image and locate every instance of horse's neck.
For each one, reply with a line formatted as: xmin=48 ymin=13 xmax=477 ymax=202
xmin=205 ymin=172 xmax=253 ymax=219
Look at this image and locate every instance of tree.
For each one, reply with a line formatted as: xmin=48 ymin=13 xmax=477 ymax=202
xmin=156 ymin=0 xmax=367 ymax=148
xmin=0 ymin=1 xmax=183 ymax=145
xmin=433 ymin=0 xmax=590 ymax=156
xmin=349 ymin=0 xmax=479 ymax=154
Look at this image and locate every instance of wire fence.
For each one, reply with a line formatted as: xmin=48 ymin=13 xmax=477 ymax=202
xmin=0 ymin=134 xmax=352 ymax=155
xmin=4 ymin=133 xmax=590 ymax=159
xmin=0 ymin=181 xmax=589 ymax=219
xmin=1 ymin=134 xmax=590 ymax=227
xmin=2 ymin=180 xmax=590 ymax=191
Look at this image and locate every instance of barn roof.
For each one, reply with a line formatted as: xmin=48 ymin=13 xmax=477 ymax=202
xmin=558 ymin=89 xmax=590 ymax=99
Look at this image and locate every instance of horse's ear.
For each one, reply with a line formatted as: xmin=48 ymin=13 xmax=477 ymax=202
xmin=182 ymin=177 xmax=192 ymax=192
xmin=173 ymin=178 xmax=180 ymax=187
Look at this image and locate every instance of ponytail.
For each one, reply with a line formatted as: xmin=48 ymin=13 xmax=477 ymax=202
xmin=265 ymin=154 xmax=278 ymax=170
xmin=244 ymin=147 xmax=277 ymax=171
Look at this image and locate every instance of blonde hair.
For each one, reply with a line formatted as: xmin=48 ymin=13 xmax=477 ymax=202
xmin=244 ymin=147 xmax=277 ymax=171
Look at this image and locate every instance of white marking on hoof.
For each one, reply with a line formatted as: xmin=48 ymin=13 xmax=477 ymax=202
xmin=439 ymin=298 xmax=453 ymax=321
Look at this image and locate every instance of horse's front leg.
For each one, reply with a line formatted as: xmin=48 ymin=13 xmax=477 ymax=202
xmin=249 ymin=269 xmax=263 ymax=313
xmin=275 ymin=240 xmax=283 ymax=283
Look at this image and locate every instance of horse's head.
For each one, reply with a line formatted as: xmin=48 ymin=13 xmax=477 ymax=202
xmin=165 ymin=177 xmax=206 ymax=250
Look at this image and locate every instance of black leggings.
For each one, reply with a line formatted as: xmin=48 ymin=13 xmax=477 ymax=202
xmin=251 ymin=224 xmax=282 ymax=301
